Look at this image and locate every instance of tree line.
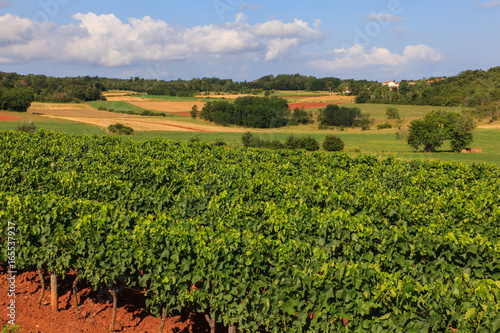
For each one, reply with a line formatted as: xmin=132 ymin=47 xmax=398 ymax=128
xmin=355 ymin=67 xmax=500 ymax=120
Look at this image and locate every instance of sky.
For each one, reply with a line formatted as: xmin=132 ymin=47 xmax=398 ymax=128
xmin=0 ymin=0 xmax=499 ymax=82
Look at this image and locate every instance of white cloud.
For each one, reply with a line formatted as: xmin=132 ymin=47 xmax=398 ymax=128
xmin=0 ymin=0 xmax=10 ymax=8
xmin=309 ymin=44 xmax=443 ymax=73
xmin=237 ymin=2 xmax=261 ymax=10
xmin=0 ymin=13 xmax=323 ymax=66
xmin=393 ymin=26 xmax=409 ymax=37
xmin=365 ymin=14 xmax=403 ymax=22
xmin=478 ymin=1 xmax=500 ymax=7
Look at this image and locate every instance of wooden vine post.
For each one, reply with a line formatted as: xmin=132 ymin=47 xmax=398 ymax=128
xmin=50 ymin=272 xmax=58 ymax=312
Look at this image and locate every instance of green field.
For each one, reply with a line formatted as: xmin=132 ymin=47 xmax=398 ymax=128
xmin=86 ymin=101 xmax=149 ymax=112
xmin=2 ymin=101 xmax=499 ymax=166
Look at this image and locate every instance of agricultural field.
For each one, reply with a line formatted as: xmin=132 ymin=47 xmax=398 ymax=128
xmin=0 ymin=91 xmax=499 ymax=166
xmin=0 ymin=131 xmax=499 ymax=332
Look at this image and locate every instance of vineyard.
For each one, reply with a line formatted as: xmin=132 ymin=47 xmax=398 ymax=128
xmin=1 ymin=130 xmax=500 ymax=332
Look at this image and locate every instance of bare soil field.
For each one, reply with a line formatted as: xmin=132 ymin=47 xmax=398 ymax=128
xmin=28 ymin=108 xmax=135 ymax=119
xmin=102 ymin=91 xmax=137 ymax=97
xmin=48 ymin=116 xmax=245 ymax=133
xmin=0 ymin=265 xmax=223 ymax=333
xmin=0 ymin=114 xmax=23 ymax=122
xmin=105 ymin=96 xmax=151 ymax=102
xmin=194 ymin=93 xmax=253 ymax=99
xmin=30 ymin=103 xmax=93 ymax=110
xmin=26 ymin=103 xmax=246 ymax=132
xmin=292 ymin=95 xmax=355 ymax=104
xmin=477 ymin=124 xmax=500 ymax=129
xmin=289 ymin=102 xmax=344 ymax=109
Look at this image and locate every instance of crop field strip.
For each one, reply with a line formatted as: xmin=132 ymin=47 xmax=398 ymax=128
xmin=0 ymin=131 xmax=499 ymax=332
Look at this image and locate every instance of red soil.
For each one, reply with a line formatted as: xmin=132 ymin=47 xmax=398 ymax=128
xmin=0 ymin=114 xmax=23 ymax=122
xmin=0 ymin=265 xmax=226 ymax=332
xmin=289 ymin=102 xmax=343 ymax=109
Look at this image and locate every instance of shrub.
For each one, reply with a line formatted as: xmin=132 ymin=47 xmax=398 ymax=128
xmin=108 ymin=123 xmax=134 ymax=135
xmin=268 ymin=139 xmax=285 ymax=150
xmin=386 ymin=107 xmax=400 ymax=119
xmin=190 ymin=105 xmax=199 ymax=119
xmin=322 ymin=135 xmax=344 ymax=152
xmin=301 ymin=136 xmax=320 ymax=151
xmin=98 ymin=106 xmax=108 ymax=111
xmin=285 ymin=135 xmax=319 ymax=151
xmin=189 ymin=136 xmax=200 ymax=143
xmin=377 ymin=123 xmax=393 ymax=130
xmin=290 ymin=107 xmax=314 ymax=125
xmin=213 ymin=138 xmax=227 ymax=147
xmin=15 ymin=120 xmax=37 ymax=133
xmin=242 ymin=132 xmax=254 ymax=147
xmin=140 ymin=110 xmax=155 ymax=116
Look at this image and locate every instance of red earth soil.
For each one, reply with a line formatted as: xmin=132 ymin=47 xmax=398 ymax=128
xmin=0 ymin=115 xmax=23 ymax=122
xmin=0 ymin=264 xmax=228 ymax=333
xmin=288 ymin=102 xmax=343 ymax=109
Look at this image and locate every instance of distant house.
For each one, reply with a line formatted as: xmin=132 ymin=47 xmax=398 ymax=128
xmin=428 ymin=78 xmax=446 ymax=84
xmin=382 ymin=81 xmax=400 ymax=89
xmin=342 ymin=87 xmax=352 ymax=94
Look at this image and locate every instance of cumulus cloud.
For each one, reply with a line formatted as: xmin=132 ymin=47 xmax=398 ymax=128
xmin=237 ymin=2 xmax=261 ymax=10
xmin=0 ymin=12 xmax=323 ymax=66
xmin=309 ymin=44 xmax=443 ymax=72
xmin=365 ymin=14 xmax=403 ymax=22
xmin=0 ymin=0 xmax=11 ymax=8
xmin=478 ymin=0 xmax=500 ymax=7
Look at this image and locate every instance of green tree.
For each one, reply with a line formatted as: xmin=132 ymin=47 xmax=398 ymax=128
xmin=322 ymin=135 xmax=344 ymax=151
xmin=355 ymin=91 xmax=371 ymax=103
xmin=407 ymin=113 xmax=445 ymax=152
xmin=0 ymin=88 xmax=34 ymax=112
xmin=443 ymin=112 xmax=476 ymax=152
xmin=190 ymin=105 xmax=199 ymax=119
xmin=290 ymin=107 xmax=313 ymax=125
xmin=318 ymin=105 xmax=363 ymax=127
xmin=386 ymin=107 xmax=400 ymax=119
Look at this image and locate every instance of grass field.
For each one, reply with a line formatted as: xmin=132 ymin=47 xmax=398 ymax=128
xmin=2 ymin=98 xmax=499 ymax=166
xmin=86 ymin=101 xmax=149 ymax=112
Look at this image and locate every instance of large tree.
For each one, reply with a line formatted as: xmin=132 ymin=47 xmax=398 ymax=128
xmin=0 ymin=87 xmax=34 ymax=112
xmin=407 ymin=111 xmax=476 ymax=152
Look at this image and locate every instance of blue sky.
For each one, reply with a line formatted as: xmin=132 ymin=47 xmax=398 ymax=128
xmin=0 ymin=0 xmax=499 ymax=81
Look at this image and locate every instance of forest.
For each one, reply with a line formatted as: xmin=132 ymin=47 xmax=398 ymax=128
xmin=356 ymin=67 xmax=500 ymax=112
xmin=1 ymin=67 xmax=500 ymax=114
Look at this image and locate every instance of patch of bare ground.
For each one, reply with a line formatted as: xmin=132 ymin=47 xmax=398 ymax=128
xmin=28 ymin=109 xmax=137 ymax=118
xmin=477 ymin=124 xmax=500 ymax=129
xmin=47 ymin=116 xmax=246 ymax=133
xmin=128 ymin=101 xmax=206 ymax=113
xmin=0 ymin=264 xmax=227 ymax=333
xmin=292 ymin=95 xmax=355 ymax=104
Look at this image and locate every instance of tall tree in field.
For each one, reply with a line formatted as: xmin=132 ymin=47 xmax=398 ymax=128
xmin=407 ymin=112 xmax=445 ymax=152
xmin=407 ymin=110 xmax=476 ymax=152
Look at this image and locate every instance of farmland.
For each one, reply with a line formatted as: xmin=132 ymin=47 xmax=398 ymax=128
xmin=0 ymin=89 xmax=498 ymax=165
xmin=0 ymin=131 xmax=499 ymax=332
